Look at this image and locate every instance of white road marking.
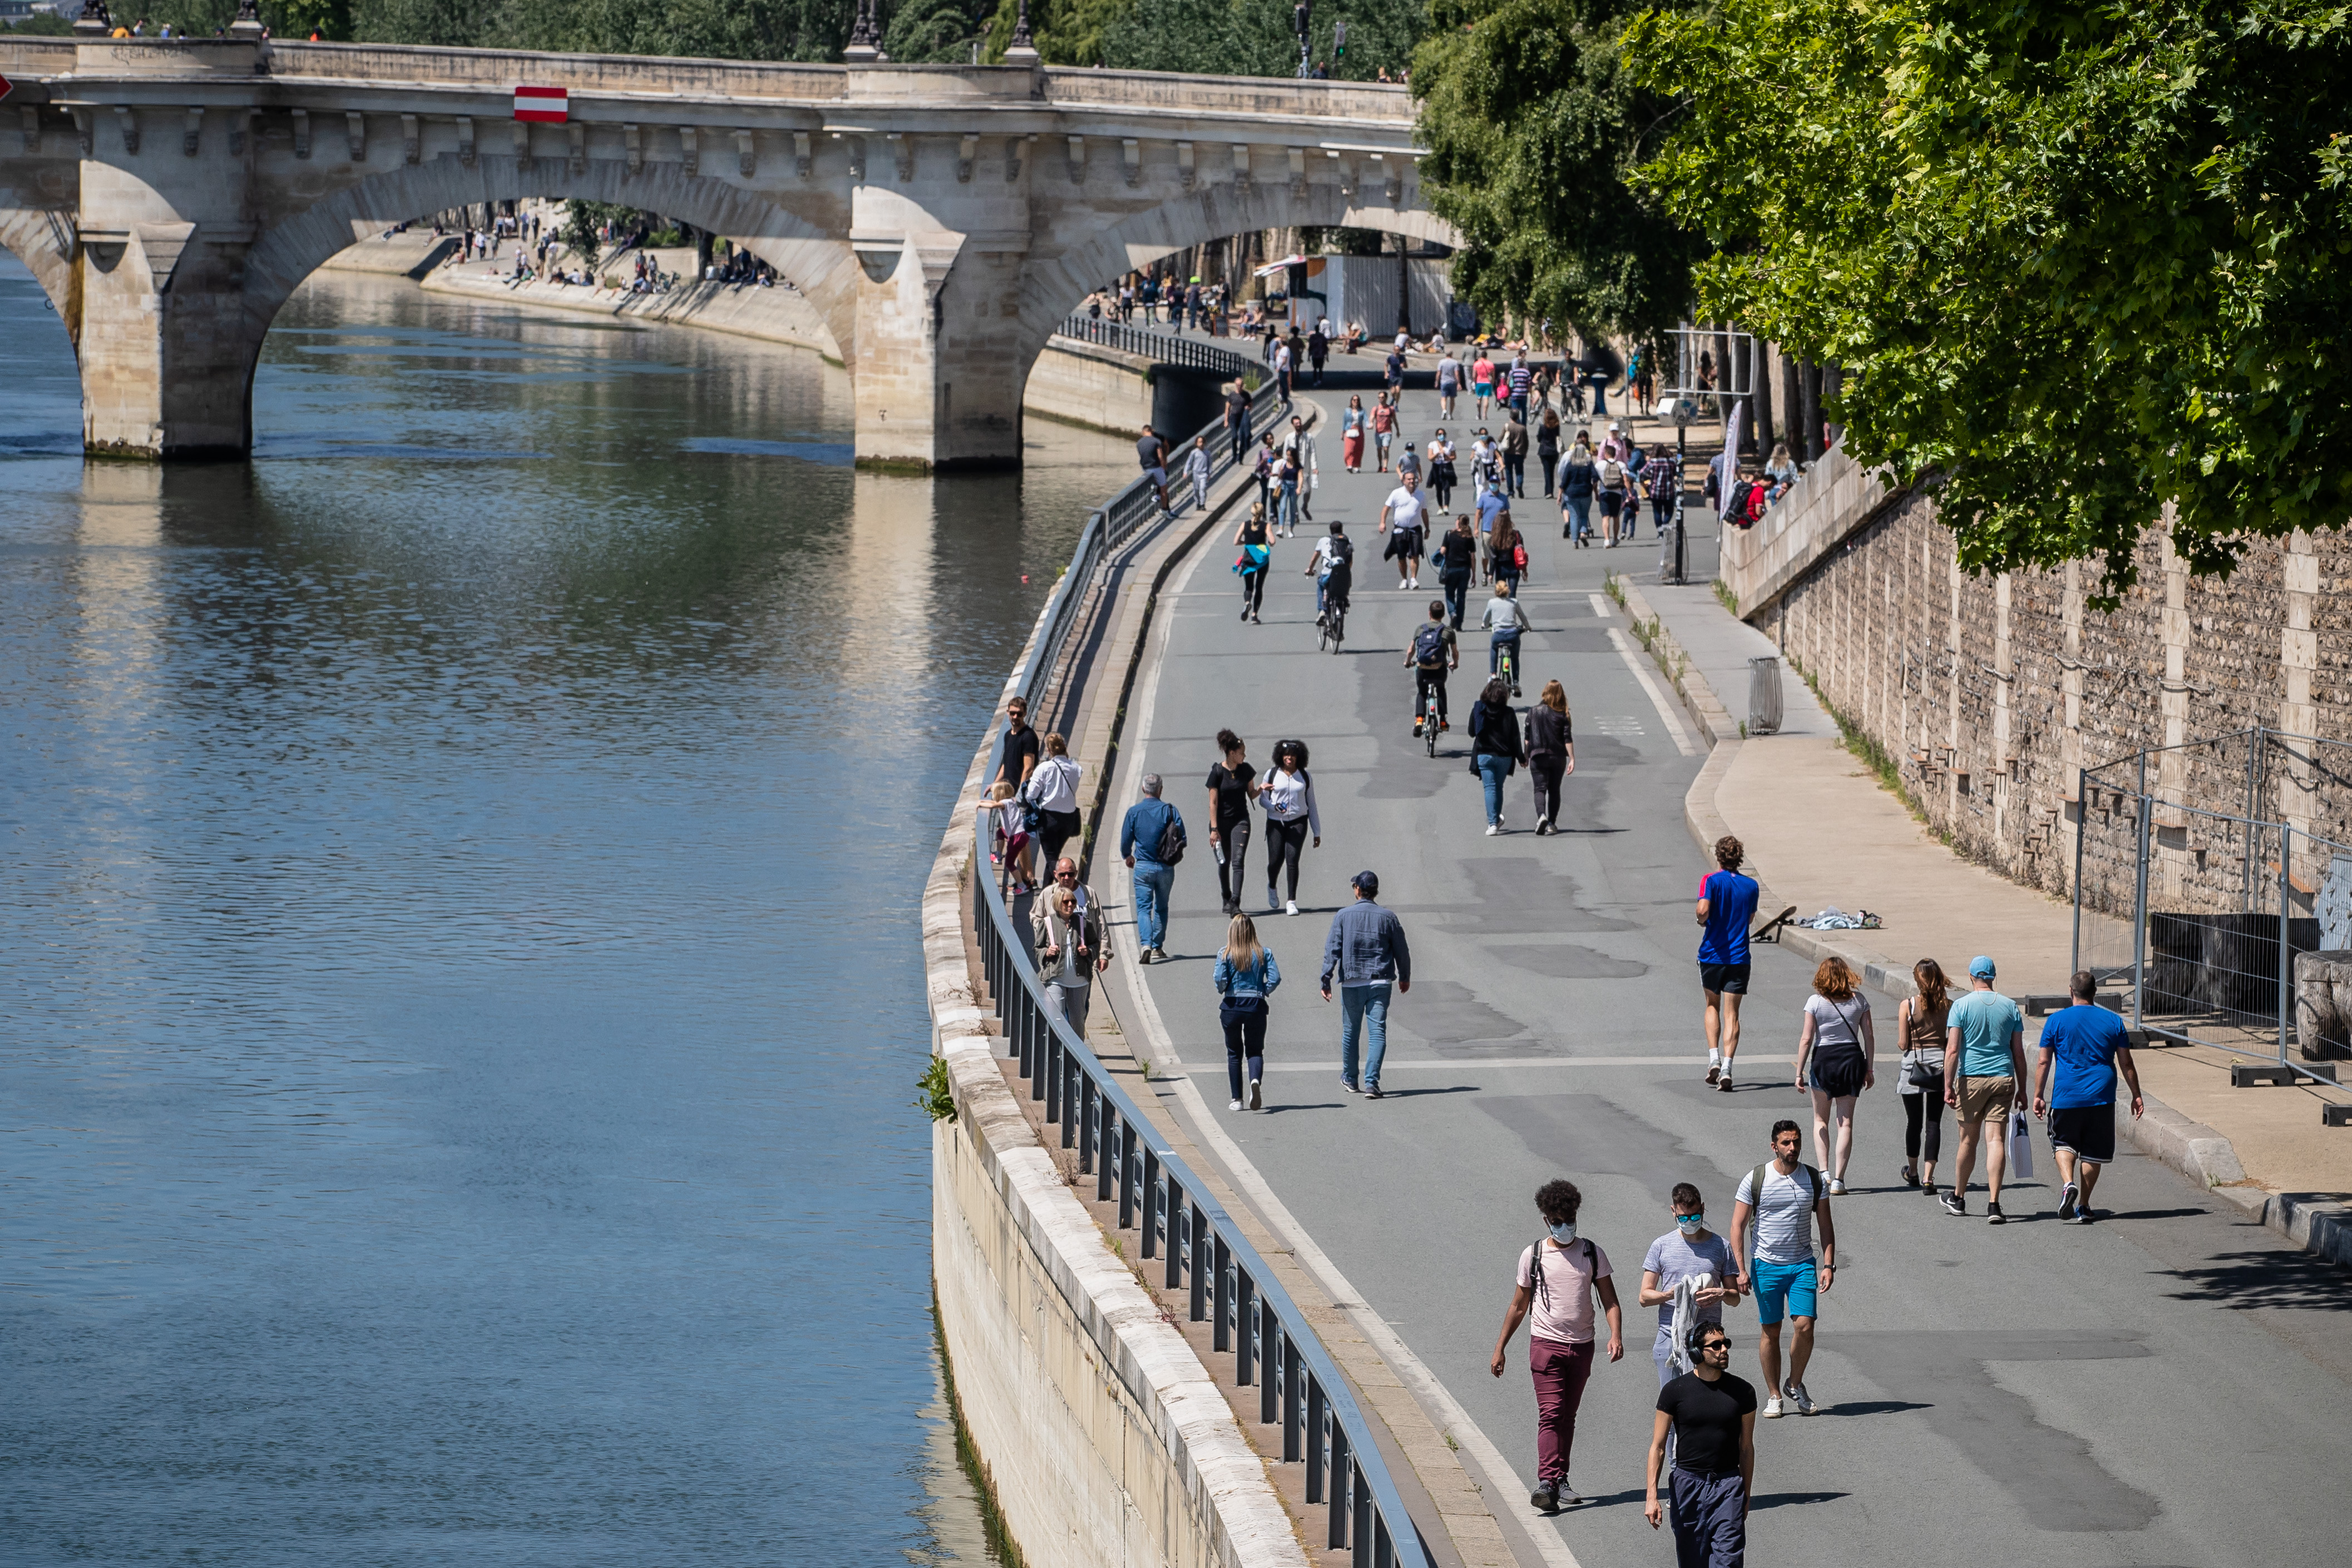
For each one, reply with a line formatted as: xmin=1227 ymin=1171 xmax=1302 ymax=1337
xmin=1114 ymin=538 xmax=1588 ymax=1568
xmin=1604 ymin=626 xmax=1698 ymax=756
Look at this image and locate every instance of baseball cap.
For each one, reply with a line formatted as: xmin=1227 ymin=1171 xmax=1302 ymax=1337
xmin=1351 ymin=870 xmax=1380 ymax=896
xmin=1969 ymin=956 xmax=1997 ymax=980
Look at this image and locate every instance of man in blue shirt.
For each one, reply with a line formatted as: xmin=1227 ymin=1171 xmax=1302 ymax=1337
xmin=1119 ymin=775 xmax=1184 ymax=964
xmin=1694 ymin=835 xmax=1761 ymax=1092
xmin=1943 ymin=956 xmax=2027 ymax=1221
xmin=2032 ymin=970 xmax=2145 ymax=1224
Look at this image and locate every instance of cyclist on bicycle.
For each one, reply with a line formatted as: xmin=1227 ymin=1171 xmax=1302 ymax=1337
xmin=1481 ymin=580 xmax=1529 ymax=696
xmin=1308 ymin=522 xmax=1355 ymax=626
xmin=1405 ymin=600 xmax=1458 ymax=736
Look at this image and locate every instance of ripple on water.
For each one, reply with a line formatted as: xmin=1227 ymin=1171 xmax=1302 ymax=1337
xmin=0 ymin=256 xmax=1130 ymax=1566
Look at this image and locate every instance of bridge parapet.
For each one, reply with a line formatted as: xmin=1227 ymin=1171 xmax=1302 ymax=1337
xmin=2 ymin=41 xmax=1443 ymax=467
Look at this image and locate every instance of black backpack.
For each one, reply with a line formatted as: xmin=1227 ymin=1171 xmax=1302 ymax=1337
xmin=1412 ymin=622 xmax=1449 ymax=666
xmin=1156 ymin=811 xmax=1185 ymax=865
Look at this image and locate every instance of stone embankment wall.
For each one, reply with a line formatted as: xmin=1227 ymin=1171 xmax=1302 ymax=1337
xmin=1731 ymin=447 xmax=2352 ymax=919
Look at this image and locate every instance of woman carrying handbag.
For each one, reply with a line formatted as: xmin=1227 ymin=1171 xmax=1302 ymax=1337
xmin=1792 ymin=957 xmax=1874 ymax=1194
xmin=1896 ymin=959 xmax=1951 ymax=1195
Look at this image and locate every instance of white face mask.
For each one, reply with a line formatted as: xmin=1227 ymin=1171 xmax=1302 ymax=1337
xmin=1547 ymin=1221 xmax=1578 ymax=1245
xmin=1676 ymin=1214 xmax=1705 ymax=1237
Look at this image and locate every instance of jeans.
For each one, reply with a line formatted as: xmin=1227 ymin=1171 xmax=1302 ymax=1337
xmin=1489 ymin=629 xmax=1521 ymax=676
xmin=1539 ymin=454 xmax=1558 ymax=497
xmin=1503 ymin=452 xmax=1525 ymax=496
xmin=1530 ymin=754 xmax=1566 ymax=823
xmin=1222 ymin=1002 xmax=1267 ymax=1100
xmin=1442 ymin=572 xmax=1471 ymax=629
xmin=1529 ymin=1335 xmax=1595 ymax=1487
xmin=1563 ymin=497 xmax=1590 ymax=540
xmin=1229 ymin=424 xmax=1249 ymax=464
xmin=1669 ymin=1468 xmax=1747 ymax=1568
xmin=1214 ymin=817 xmax=1253 ymax=907
xmin=1340 ymin=982 xmax=1391 ymax=1088
xmin=1475 ymin=753 xmax=1513 ymax=824
xmin=1278 ymin=482 xmax=1298 ymax=533
xmin=1044 ymin=979 xmax=1091 ymax=1037
xmin=1131 ymin=859 xmax=1174 ymax=952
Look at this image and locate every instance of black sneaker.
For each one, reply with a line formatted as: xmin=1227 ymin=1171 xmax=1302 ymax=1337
xmin=1941 ymin=1191 xmax=1966 ymax=1217
xmin=2058 ymin=1182 xmax=2079 ymax=1221
xmin=1987 ymin=1201 xmax=2007 ymax=1225
xmin=1366 ymin=1085 xmax=1384 ymax=1100
xmin=1530 ymin=1486 xmax=1559 ymax=1512
xmin=1341 ymin=1077 xmax=1361 ymax=1095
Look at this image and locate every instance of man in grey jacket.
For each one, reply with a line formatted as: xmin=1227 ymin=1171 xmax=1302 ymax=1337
xmin=1320 ymin=870 xmax=1412 ymax=1098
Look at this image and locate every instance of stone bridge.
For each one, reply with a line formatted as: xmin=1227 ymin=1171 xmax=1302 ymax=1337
xmin=0 ymin=34 xmax=1449 ymax=467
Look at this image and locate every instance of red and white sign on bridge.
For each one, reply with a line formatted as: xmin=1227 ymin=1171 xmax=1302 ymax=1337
xmin=512 ymin=86 xmax=568 ymax=123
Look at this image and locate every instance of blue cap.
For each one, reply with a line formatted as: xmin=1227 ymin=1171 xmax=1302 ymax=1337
xmin=1969 ymin=956 xmax=1997 ymax=980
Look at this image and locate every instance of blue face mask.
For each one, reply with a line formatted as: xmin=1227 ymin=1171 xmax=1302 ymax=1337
xmin=1547 ymin=1221 xmax=1578 ymax=1245
xmin=1676 ymin=1214 xmax=1705 ymax=1236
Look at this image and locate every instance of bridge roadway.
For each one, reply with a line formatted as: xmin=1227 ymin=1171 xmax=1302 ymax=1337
xmin=1097 ymin=382 xmax=2352 ymax=1567
xmin=0 ymin=36 xmax=1442 ymax=466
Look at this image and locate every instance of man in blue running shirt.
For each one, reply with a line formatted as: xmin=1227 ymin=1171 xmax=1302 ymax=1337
xmin=1695 ymin=835 xmax=1760 ymax=1091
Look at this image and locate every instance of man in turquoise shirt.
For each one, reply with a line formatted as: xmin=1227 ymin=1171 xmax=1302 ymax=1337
xmin=1942 ymin=956 xmax=2026 ymax=1223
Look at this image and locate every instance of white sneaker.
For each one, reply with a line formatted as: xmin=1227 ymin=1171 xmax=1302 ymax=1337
xmin=1828 ymin=1179 xmax=1849 ymax=1196
xmin=1286 ymin=899 xmax=1298 ymax=917
xmin=1248 ymin=1079 xmax=1262 ymax=1110
xmin=1411 ymin=577 xmax=1421 ymax=589
xmin=1762 ymin=1395 xmax=1784 ymax=1419
xmin=1535 ymin=814 xmax=1550 ymax=834
xmin=1788 ymin=1381 xmax=1816 ymax=1416
xmin=1486 ymin=824 xmax=1500 ymax=836
xmin=1498 ymin=815 xmax=1506 ymax=829
xmin=1229 ymin=1098 xmax=1244 ymax=1111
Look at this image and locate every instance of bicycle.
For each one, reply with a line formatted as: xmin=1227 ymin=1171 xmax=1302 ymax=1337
xmin=1496 ymin=638 xmax=1519 ymax=697
xmin=1319 ymin=593 xmax=1347 ymax=654
xmin=1423 ymin=683 xmax=1442 ymax=757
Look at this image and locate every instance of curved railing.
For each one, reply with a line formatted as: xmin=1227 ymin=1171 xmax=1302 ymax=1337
xmin=969 ymin=398 xmax=1429 ymax=1568
xmin=1057 ymin=313 xmax=1267 ymax=385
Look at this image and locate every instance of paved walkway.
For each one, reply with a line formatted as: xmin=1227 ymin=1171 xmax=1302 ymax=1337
xmin=1097 ymin=378 xmax=2352 ymax=1568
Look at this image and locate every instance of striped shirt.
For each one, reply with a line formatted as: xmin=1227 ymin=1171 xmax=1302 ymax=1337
xmin=1736 ymin=1164 xmax=1820 ymax=1264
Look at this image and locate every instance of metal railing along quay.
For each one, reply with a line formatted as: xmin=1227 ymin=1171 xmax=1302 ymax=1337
xmin=1057 ymin=313 xmax=1267 ymax=384
xmin=972 ymin=867 xmax=1427 ymax=1568
xmin=970 ymin=387 xmax=1424 ymax=1567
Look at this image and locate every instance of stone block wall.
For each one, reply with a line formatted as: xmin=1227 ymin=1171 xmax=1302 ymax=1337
xmin=1765 ymin=488 xmax=2352 ymax=924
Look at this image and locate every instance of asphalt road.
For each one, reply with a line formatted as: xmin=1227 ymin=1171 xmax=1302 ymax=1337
xmin=1109 ymin=380 xmax=2352 ymax=1568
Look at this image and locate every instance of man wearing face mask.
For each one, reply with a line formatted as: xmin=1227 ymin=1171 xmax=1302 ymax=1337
xmin=1489 ymin=1179 xmax=1624 ymax=1512
xmin=1638 ymin=1183 xmax=1742 ymax=1387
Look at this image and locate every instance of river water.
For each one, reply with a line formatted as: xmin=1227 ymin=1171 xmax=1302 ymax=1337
xmin=0 ymin=258 xmax=1129 ymax=1565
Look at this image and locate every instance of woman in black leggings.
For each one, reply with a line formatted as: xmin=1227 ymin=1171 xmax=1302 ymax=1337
xmin=1257 ymin=739 xmax=1321 ymax=917
xmin=1205 ymin=729 xmax=1259 ymax=917
xmin=1897 ymin=958 xmax=1951 ymax=1194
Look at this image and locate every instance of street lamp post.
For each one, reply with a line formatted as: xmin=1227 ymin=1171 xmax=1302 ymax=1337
xmin=1005 ymin=0 xmax=1040 ymax=63
xmin=1293 ymin=0 xmax=1311 ymax=78
xmin=845 ymin=0 xmax=883 ymax=62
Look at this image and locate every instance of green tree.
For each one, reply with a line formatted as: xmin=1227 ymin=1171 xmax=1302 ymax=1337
xmin=279 ymin=0 xmax=355 ymax=37
xmin=1629 ymin=0 xmax=2352 ymax=596
xmin=885 ymin=0 xmax=988 ymax=60
xmin=986 ymin=0 xmax=1421 ymax=75
xmin=1411 ymin=0 xmax=1702 ymax=344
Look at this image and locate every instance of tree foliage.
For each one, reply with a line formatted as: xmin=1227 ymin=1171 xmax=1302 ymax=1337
xmin=1629 ymin=0 xmax=2352 ymax=596
xmin=1411 ymin=0 xmax=1702 ymax=344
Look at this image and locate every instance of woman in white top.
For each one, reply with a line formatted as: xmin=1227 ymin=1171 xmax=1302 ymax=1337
xmin=1258 ymin=739 xmax=1322 ymax=917
xmin=1792 ymin=955 xmax=1875 ymax=1193
xmin=1024 ymin=733 xmax=1085 ymax=871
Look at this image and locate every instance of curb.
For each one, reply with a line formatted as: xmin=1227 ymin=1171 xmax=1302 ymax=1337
xmin=1610 ymin=573 xmax=2346 ymax=1272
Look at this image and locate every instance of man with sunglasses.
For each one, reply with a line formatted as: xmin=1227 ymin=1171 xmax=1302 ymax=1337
xmin=1646 ymin=1323 xmax=1756 ymax=1567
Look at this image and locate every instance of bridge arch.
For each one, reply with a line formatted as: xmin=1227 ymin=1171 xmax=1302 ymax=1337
xmin=241 ymin=155 xmax=859 ymax=368
xmin=1016 ymin=181 xmax=1462 ymax=369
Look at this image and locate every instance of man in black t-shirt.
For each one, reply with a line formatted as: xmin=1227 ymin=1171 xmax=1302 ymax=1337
xmin=1646 ymin=1324 xmax=1756 ymax=1566
xmin=1136 ymin=424 xmax=1170 ymax=513
xmin=1436 ymin=517 xmax=1479 ymax=630
xmin=995 ymin=698 xmax=1040 ymax=792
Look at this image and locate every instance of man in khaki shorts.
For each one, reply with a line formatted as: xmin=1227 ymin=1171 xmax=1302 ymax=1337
xmin=1942 ymin=956 xmax=2026 ymax=1223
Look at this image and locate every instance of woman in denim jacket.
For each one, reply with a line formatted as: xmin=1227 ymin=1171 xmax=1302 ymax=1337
xmin=1213 ymin=914 xmax=1283 ymax=1112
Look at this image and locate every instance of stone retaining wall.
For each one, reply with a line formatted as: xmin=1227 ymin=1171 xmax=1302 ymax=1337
xmin=1752 ymin=482 xmax=2352 ymax=919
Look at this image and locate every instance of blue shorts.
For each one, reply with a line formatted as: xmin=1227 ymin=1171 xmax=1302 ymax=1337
xmin=1751 ymin=1257 xmax=1818 ymax=1325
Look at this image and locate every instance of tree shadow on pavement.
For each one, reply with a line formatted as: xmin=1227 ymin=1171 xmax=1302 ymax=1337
xmin=2162 ymin=1248 xmax=2352 ymax=1312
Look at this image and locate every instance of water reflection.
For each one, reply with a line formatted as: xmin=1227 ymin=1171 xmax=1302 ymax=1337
xmin=0 ymin=255 xmax=1125 ymax=1565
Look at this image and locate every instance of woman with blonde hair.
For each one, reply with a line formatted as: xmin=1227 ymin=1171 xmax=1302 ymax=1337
xmin=1524 ymin=681 xmax=1575 ymax=834
xmin=1212 ymin=913 xmax=1282 ymax=1111
xmin=1792 ymin=955 xmax=1874 ymax=1193
xmin=1896 ymin=958 xmax=1951 ymax=1194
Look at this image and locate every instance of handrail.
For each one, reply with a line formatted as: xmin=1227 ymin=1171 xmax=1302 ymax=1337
xmin=972 ymin=385 xmax=1422 ymax=1566
xmin=1058 ymin=314 xmax=1266 ymax=385
xmin=972 ymin=864 xmax=1427 ymax=1568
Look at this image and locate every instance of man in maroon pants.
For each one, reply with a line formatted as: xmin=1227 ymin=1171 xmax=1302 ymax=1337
xmin=1489 ymin=1179 xmax=1625 ymax=1511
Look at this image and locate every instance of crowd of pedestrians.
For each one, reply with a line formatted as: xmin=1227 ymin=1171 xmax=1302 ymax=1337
xmin=971 ymin=349 xmax=2169 ymax=1568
